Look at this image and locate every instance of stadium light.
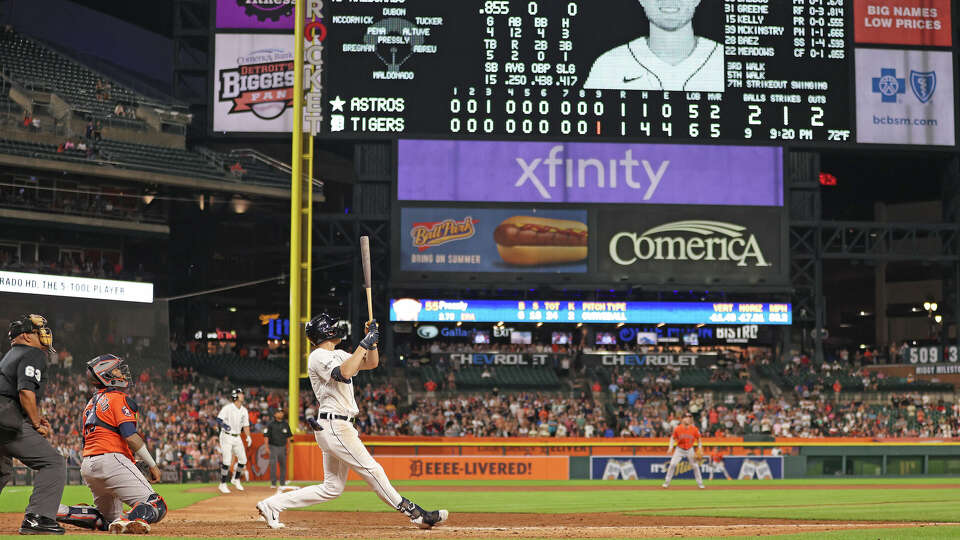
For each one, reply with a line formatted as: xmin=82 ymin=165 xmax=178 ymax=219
xmin=935 ymin=315 xmax=943 ymax=324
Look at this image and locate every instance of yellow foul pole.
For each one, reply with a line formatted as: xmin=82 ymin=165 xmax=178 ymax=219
xmin=289 ymin=0 xmax=308 ymax=437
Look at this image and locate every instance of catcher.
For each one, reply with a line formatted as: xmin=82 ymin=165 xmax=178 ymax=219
xmin=662 ymin=412 xmax=705 ymax=489
xmin=256 ymin=311 xmax=448 ymax=530
xmin=58 ymin=354 xmax=166 ymax=534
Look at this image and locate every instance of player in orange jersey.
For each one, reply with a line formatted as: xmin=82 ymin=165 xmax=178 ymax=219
xmin=73 ymin=354 xmax=166 ymax=534
xmin=662 ymin=412 xmax=705 ymax=489
xmin=709 ymin=448 xmax=732 ymax=480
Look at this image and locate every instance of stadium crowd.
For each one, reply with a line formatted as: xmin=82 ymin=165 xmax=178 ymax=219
xmin=22 ymin=340 xmax=960 ymax=475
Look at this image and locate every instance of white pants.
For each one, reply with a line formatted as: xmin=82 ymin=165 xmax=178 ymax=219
xmin=263 ymin=418 xmax=402 ymax=512
xmin=219 ymin=433 xmax=246 ymax=467
xmin=709 ymin=460 xmax=731 ymax=480
xmin=664 ymin=447 xmax=704 ymax=486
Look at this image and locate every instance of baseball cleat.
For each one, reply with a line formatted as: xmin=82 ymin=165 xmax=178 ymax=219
xmin=123 ymin=519 xmax=151 ymax=534
xmin=661 ymin=483 xmax=669 ymax=488
xmin=256 ymin=501 xmax=285 ymax=529
xmin=412 ymin=509 xmax=448 ymax=529
xmin=109 ymin=518 xmax=130 ymax=534
xmin=698 ymin=484 xmax=706 ymax=489
xmin=231 ymin=478 xmax=245 ymax=491
xmin=218 ymin=483 xmax=230 ymax=494
xmin=19 ymin=512 xmax=65 ymax=535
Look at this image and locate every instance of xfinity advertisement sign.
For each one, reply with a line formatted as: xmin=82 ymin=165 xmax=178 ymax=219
xmin=398 ymin=140 xmax=783 ymax=207
xmin=598 ymin=205 xmax=785 ymax=285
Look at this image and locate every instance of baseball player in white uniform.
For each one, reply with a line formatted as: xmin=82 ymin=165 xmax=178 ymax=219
xmin=256 ymin=311 xmax=448 ymax=530
xmin=662 ymin=412 xmax=705 ymax=489
xmin=585 ymin=0 xmax=724 ymax=91
xmin=216 ymin=388 xmax=251 ymax=494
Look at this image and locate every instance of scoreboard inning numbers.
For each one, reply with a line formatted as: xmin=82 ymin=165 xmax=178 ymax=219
xmin=322 ymin=0 xmax=855 ymax=143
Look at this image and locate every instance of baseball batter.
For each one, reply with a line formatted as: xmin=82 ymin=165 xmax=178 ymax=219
xmin=662 ymin=412 xmax=705 ymax=489
xmin=584 ymin=0 xmax=723 ymax=92
xmin=256 ymin=311 xmax=448 ymax=530
xmin=57 ymin=354 xmax=167 ymax=534
xmin=216 ymin=388 xmax=251 ymax=493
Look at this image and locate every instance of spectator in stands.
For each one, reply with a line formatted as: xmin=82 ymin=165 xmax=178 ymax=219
xmin=113 ymin=103 xmax=125 ymax=117
xmin=22 ymin=112 xmax=31 ymax=129
xmin=85 ymin=120 xmax=94 ymax=139
xmin=93 ymin=121 xmax=103 ymax=142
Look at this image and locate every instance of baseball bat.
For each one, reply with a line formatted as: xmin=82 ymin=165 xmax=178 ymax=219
xmin=360 ymin=235 xmax=373 ymax=324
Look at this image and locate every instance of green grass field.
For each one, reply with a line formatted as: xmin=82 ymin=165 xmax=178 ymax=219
xmin=1 ymin=478 xmax=958 ymax=539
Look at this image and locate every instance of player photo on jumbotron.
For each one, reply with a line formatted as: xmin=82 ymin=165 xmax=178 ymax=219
xmin=585 ymin=0 xmax=724 ymax=92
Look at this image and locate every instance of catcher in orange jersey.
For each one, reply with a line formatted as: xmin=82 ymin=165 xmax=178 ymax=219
xmin=662 ymin=412 xmax=705 ymax=489
xmin=64 ymin=354 xmax=166 ymax=534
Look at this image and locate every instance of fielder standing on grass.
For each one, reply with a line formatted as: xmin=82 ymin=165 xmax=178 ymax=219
xmin=216 ymin=388 xmax=251 ymax=493
xmin=256 ymin=311 xmax=448 ymax=530
xmin=662 ymin=412 xmax=705 ymax=489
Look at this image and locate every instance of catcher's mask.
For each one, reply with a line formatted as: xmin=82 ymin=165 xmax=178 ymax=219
xmin=87 ymin=354 xmax=131 ymax=389
xmin=8 ymin=314 xmax=53 ymax=348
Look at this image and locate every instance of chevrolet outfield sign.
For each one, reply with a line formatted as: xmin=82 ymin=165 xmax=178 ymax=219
xmin=598 ymin=206 xmax=785 ymax=285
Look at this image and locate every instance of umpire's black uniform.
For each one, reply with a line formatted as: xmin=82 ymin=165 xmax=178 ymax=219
xmin=264 ymin=416 xmax=293 ymax=486
xmin=0 ymin=323 xmax=66 ymax=534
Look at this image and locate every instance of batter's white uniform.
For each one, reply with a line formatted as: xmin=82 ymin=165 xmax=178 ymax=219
xmin=261 ymin=347 xmax=404 ymax=511
xmin=217 ymin=402 xmax=249 ymax=468
xmin=584 ymin=37 xmax=724 ymax=92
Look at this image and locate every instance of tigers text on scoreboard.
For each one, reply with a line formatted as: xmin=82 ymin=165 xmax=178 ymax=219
xmin=322 ymin=0 xmax=855 ymax=144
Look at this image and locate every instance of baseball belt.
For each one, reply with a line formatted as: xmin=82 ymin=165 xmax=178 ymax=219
xmin=318 ymin=412 xmax=354 ymax=422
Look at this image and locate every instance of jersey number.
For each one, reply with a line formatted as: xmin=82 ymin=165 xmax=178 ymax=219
xmin=24 ymin=365 xmax=41 ymax=382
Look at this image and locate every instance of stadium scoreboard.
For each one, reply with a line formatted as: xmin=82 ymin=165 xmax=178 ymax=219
xmin=323 ymin=0 xmax=854 ymax=143
xmin=390 ymin=298 xmax=793 ymax=325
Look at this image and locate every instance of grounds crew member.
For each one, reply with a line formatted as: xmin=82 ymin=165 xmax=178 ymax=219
xmin=264 ymin=409 xmax=293 ymax=488
xmin=0 ymin=314 xmax=67 ymax=535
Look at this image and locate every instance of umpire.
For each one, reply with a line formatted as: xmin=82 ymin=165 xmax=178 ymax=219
xmin=0 ymin=314 xmax=66 ymax=534
xmin=263 ymin=410 xmax=293 ymax=488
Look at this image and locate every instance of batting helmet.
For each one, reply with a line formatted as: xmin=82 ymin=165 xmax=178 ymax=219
xmin=230 ymin=388 xmax=244 ymax=400
xmin=87 ymin=354 xmax=131 ymax=389
xmin=8 ymin=314 xmax=53 ymax=347
xmin=305 ymin=310 xmax=347 ymax=345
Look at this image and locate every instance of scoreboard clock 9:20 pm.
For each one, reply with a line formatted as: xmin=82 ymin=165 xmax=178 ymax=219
xmin=320 ymin=0 xmax=862 ymax=144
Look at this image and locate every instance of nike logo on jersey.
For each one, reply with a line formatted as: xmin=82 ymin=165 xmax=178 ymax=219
xmin=623 ymin=75 xmax=644 ymax=83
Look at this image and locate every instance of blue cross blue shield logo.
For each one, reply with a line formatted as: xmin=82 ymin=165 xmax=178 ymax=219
xmin=909 ymin=70 xmax=936 ymax=104
xmin=872 ymin=68 xmax=906 ymax=103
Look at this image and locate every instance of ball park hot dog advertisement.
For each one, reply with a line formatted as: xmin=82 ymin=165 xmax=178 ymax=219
xmin=399 ymin=207 xmax=588 ymax=273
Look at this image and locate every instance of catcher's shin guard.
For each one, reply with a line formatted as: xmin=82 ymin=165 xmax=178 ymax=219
xmin=127 ymin=493 xmax=167 ymax=524
xmin=57 ymin=504 xmax=108 ymax=531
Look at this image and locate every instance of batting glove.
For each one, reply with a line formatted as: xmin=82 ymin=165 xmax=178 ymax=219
xmin=359 ymin=328 xmax=379 ymax=350
xmin=245 ymin=436 xmax=252 ymax=447
xmin=365 ymin=319 xmax=379 ymax=335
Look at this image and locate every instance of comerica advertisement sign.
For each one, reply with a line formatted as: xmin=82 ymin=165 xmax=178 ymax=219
xmin=598 ymin=205 xmax=785 ymax=285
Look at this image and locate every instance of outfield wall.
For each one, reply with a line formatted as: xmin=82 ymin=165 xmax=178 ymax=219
xmin=282 ymin=436 xmax=960 ymax=481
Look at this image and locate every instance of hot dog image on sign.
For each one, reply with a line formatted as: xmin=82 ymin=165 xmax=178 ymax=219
xmin=401 ymin=208 xmax=588 ymax=274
